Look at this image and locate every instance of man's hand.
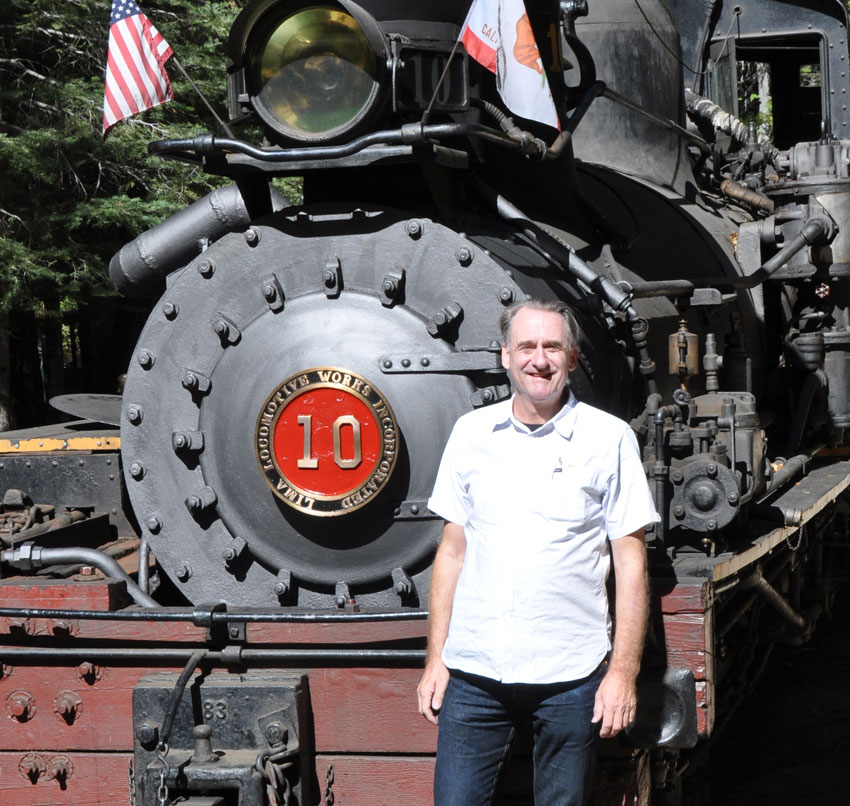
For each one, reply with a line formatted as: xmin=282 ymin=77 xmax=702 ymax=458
xmin=591 ymin=667 xmax=637 ymax=738
xmin=417 ymin=658 xmax=451 ymax=725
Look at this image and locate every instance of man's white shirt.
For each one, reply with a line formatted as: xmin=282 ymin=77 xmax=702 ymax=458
xmin=428 ymin=394 xmax=660 ymax=684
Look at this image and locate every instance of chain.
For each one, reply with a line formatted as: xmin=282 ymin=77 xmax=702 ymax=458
xmin=324 ymin=763 xmax=335 ymax=806
xmin=155 ymin=742 xmax=170 ymax=806
xmin=255 ymin=747 xmax=298 ymax=806
xmin=786 ymin=520 xmax=805 ymax=552
xmin=128 ymin=758 xmax=136 ymax=806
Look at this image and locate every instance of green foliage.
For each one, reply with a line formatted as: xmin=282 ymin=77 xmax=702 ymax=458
xmin=0 ymin=0 xmax=250 ymax=313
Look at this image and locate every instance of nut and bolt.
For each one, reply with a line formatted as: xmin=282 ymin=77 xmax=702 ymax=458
xmin=136 ymin=722 xmax=158 ymax=747
xmin=671 ymin=469 xmax=684 ymax=484
xmin=322 ymin=269 xmax=337 ymax=288
xmin=129 ymin=462 xmax=145 ymax=480
xmin=176 ymin=562 xmax=192 ymax=582
xmin=728 ymin=492 xmax=739 ymax=505
xmin=146 ymin=516 xmax=162 ymax=533
xmin=198 ymin=259 xmax=215 ymax=278
xmin=264 ymin=722 xmax=287 ymax=746
xmin=137 ymin=349 xmax=155 ymax=369
xmin=244 ymin=227 xmax=260 ymax=245
xmin=456 ymin=246 xmax=473 ymax=265
xmin=274 ymin=581 xmax=289 ymax=596
xmin=8 ymin=691 xmax=35 ymax=721
xmin=126 ymin=405 xmax=143 ymax=425
xmin=673 ymin=505 xmax=686 ymax=519
xmin=499 ymin=287 xmax=515 ymax=304
xmin=406 ymin=220 xmax=422 ymax=238
xmin=162 ymin=301 xmax=179 ymax=319
xmin=263 ymin=283 xmax=277 ymax=301
xmin=707 ymin=464 xmax=718 ymax=478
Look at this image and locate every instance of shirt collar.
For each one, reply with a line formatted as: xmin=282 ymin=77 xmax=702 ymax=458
xmin=493 ymin=392 xmax=578 ymax=438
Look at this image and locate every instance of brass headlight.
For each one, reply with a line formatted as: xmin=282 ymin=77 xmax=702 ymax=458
xmin=247 ymin=4 xmax=387 ymax=143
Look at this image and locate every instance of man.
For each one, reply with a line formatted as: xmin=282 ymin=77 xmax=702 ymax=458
xmin=417 ymin=299 xmax=658 ymax=806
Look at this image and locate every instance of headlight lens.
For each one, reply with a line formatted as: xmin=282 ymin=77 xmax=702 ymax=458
xmin=250 ymin=6 xmax=382 ymax=142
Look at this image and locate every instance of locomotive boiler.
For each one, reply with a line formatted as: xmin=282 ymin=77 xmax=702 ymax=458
xmin=1 ymin=0 xmax=849 ymax=803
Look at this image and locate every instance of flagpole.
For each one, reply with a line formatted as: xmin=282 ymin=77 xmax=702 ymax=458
xmin=171 ymin=56 xmax=235 ymax=138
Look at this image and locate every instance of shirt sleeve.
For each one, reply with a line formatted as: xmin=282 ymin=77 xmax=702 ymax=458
xmin=602 ymin=426 xmax=660 ymax=539
xmin=427 ymin=421 xmax=471 ymax=526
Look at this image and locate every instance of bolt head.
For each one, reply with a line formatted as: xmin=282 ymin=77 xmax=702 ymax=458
xmin=263 ymin=284 xmax=277 ymax=300
xmin=137 ymin=349 xmax=154 ymax=369
xmin=176 ymin=562 xmax=191 ymax=581
xmin=323 ymin=270 xmax=337 ymax=287
xmin=198 ymin=259 xmax=214 ymax=278
xmin=126 ymin=405 xmax=143 ymax=425
xmin=162 ymin=301 xmax=179 ymax=319
xmin=137 ymin=722 xmax=158 ymax=747
xmin=274 ymin=582 xmax=288 ymax=596
xmin=129 ymin=462 xmax=145 ymax=480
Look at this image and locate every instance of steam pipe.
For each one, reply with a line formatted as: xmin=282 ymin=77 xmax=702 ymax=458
xmin=1 ymin=545 xmax=157 ymax=608
xmin=764 ymin=444 xmax=825 ymax=494
xmin=109 ymin=183 xmax=288 ymax=297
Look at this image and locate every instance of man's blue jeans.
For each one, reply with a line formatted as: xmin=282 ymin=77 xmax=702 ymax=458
xmin=434 ymin=663 xmax=605 ymax=806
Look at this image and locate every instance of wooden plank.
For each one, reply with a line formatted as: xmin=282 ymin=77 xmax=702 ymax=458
xmin=0 ymin=579 xmax=127 ymax=611
xmin=309 ymin=667 xmax=437 ymax=754
xmin=315 ymin=755 xmax=434 ymax=806
xmin=0 ymin=751 xmax=131 ymax=806
xmin=0 ymin=665 xmax=142 ymax=751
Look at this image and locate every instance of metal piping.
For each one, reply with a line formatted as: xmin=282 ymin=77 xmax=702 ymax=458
xmin=109 ymin=183 xmax=288 ymax=297
xmin=0 ymin=605 xmax=428 ymax=622
xmin=740 ymin=566 xmax=808 ymax=632
xmin=0 ymin=646 xmax=427 ymax=663
xmin=1 ymin=545 xmax=157 ymax=608
xmin=765 ymin=444 xmax=825 ymax=494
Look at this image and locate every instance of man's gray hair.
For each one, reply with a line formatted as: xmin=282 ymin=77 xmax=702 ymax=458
xmin=499 ymin=298 xmax=580 ymax=350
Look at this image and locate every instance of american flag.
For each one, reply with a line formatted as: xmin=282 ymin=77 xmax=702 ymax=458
xmin=103 ymin=0 xmax=173 ymax=133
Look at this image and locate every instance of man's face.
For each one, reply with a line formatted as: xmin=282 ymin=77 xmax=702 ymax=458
xmin=501 ymin=307 xmax=578 ymax=416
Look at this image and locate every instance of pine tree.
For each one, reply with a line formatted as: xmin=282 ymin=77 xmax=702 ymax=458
xmin=0 ymin=0 xmax=298 ymax=427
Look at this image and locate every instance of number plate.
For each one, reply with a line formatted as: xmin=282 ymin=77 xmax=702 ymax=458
xmin=394 ymin=44 xmax=469 ymax=112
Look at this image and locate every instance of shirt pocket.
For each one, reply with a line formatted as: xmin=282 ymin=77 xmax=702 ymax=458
xmin=543 ymin=461 xmax=602 ymax=524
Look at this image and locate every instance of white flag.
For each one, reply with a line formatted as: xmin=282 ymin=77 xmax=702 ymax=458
xmin=459 ymin=0 xmax=559 ymax=128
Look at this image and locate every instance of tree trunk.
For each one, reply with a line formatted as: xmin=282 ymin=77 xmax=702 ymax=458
xmin=0 ymin=311 xmax=12 ymax=431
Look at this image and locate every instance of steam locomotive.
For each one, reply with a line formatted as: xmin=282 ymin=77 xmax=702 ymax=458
xmin=1 ymin=0 xmax=849 ymax=803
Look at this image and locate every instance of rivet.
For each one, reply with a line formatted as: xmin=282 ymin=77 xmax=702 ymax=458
xmin=410 ymin=504 xmax=420 ymax=515
xmin=401 ymin=358 xmax=411 ymax=368
xmin=420 ymin=357 xmax=430 ymax=367
xmin=383 ymin=359 xmax=393 ymax=369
